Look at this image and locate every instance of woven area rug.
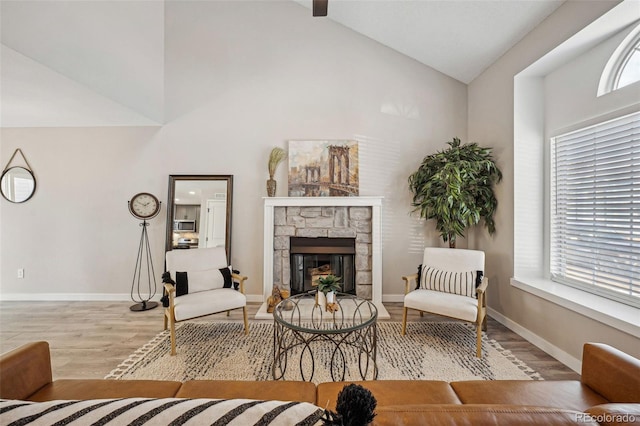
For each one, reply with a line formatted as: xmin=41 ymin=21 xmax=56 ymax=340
xmin=105 ymin=322 xmax=542 ymax=383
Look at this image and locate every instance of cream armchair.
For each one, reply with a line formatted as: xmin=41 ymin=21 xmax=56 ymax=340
xmin=163 ymin=247 xmax=249 ymax=356
xmin=401 ymin=247 xmax=488 ymax=357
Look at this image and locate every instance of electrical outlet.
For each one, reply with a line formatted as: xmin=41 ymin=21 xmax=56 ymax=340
xmin=17 ymin=268 xmax=24 ymax=279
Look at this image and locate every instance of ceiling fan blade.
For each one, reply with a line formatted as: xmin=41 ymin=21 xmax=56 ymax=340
xmin=313 ymin=0 xmax=328 ymax=17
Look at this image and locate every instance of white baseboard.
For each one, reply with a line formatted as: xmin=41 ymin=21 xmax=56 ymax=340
xmin=0 ymin=293 xmax=139 ymax=301
xmin=0 ymin=291 xmax=404 ymax=303
xmin=488 ymin=307 xmax=582 ymax=373
xmin=1 ymin=293 xmax=266 ymax=303
xmin=383 ymin=293 xmax=405 ymax=303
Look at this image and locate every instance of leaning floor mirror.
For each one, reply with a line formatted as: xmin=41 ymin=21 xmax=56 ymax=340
xmin=166 ymin=175 xmax=233 ymax=263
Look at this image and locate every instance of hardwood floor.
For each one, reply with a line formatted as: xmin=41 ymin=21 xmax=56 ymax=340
xmin=0 ymin=301 xmax=580 ymax=381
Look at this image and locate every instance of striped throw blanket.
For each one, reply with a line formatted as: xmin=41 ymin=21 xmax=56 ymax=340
xmin=0 ymin=398 xmax=324 ymax=425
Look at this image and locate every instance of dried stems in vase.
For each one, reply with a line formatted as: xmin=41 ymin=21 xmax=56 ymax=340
xmin=267 ymin=147 xmax=287 ymax=197
xmin=268 ymin=147 xmax=287 ymax=179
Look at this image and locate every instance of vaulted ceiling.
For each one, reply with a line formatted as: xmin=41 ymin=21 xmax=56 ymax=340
xmin=0 ymin=0 xmax=564 ymax=127
xmin=295 ymin=0 xmax=564 ymax=83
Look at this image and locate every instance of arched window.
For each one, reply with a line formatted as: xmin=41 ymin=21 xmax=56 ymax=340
xmin=598 ymin=23 xmax=640 ymax=96
xmin=615 ymin=39 xmax=640 ymax=89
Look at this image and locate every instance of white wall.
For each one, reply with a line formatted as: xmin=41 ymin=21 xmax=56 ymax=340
xmin=545 ymin=23 xmax=640 ymax=134
xmin=469 ymin=0 xmax=640 ymax=363
xmin=0 ymin=1 xmax=467 ymax=300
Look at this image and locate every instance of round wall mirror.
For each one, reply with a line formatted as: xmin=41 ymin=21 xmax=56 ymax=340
xmin=1 ymin=166 xmax=36 ymax=203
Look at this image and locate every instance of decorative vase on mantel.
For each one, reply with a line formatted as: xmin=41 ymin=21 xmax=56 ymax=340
xmin=266 ymin=178 xmax=277 ymax=197
xmin=267 ymin=147 xmax=286 ymax=197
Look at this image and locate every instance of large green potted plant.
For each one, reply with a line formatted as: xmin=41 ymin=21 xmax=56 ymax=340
xmin=408 ymin=137 xmax=502 ymax=248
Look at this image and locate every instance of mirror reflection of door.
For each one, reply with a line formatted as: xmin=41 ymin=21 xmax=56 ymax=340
xmin=166 ymin=175 xmax=233 ymax=262
xmin=204 ymin=198 xmax=227 ymax=248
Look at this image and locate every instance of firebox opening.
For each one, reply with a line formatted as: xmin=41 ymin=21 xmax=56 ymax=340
xmin=290 ymin=237 xmax=356 ymax=295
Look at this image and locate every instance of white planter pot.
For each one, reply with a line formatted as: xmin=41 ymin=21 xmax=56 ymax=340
xmin=326 ymin=291 xmax=335 ymax=304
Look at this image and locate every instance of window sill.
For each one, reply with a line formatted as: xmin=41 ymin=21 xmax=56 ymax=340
xmin=511 ymin=276 xmax=640 ymax=338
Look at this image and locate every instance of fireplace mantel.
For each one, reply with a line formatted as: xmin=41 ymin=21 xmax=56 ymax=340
xmin=257 ymin=196 xmax=390 ymax=319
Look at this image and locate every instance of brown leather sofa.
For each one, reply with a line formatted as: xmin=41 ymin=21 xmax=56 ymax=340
xmin=1 ymin=341 xmax=639 ymax=425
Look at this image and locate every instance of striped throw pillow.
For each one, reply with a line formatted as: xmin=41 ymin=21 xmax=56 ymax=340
xmin=0 ymin=398 xmax=325 ymax=426
xmin=419 ymin=266 xmax=481 ymax=298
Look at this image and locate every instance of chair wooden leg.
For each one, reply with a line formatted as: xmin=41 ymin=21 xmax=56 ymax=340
xmin=169 ymin=316 xmax=177 ymax=356
xmin=401 ymin=307 xmax=408 ymax=335
xmin=242 ymin=307 xmax=249 ymax=335
xmin=476 ymin=323 xmax=482 ymax=358
xmin=227 ymin=310 xmax=230 ymax=317
xmin=420 ymin=311 xmax=424 ymax=317
xmin=163 ymin=311 xmax=168 ymax=331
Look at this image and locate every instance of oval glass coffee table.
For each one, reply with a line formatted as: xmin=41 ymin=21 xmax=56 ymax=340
xmin=272 ymin=291 xmax=378 ymax=382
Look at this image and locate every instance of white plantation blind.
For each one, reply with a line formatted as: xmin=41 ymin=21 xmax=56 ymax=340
xmin=551 ymin=111 xmax=640 ymax=308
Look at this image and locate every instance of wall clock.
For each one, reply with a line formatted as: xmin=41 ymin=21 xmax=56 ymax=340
xmin=128 ymin=192 xmax=161 ymax=220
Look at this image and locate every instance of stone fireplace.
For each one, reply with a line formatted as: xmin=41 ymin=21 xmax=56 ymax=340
xmin=258 ymin=196 xmax=389 ymax=319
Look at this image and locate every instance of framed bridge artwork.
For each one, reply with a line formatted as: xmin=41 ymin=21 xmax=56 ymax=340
xmin=288 ymin=140 xmax=359 ymax=197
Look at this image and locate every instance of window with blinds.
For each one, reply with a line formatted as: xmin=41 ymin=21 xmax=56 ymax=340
xmin=550 ymin=111 xmax=640 ymax=308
